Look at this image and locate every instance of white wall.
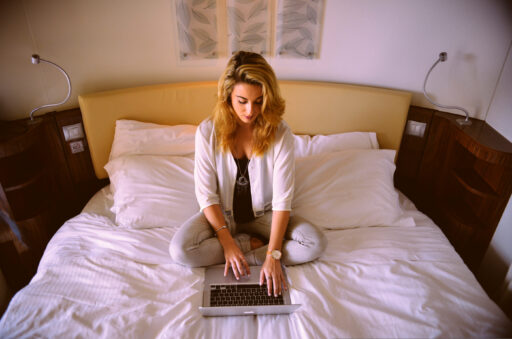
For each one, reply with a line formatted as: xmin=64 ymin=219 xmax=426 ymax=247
xmin=486 ymin=42 xmax=512 ymax=143
xmin=0 ymin=0 xmax=511 ymax=298
xmin=486 ymin=43 xmax=512 ymax=270
xmin=1 ymin=0 xmax=512 ymax=121
xmin=478 ymin=42 xmax=512 ymax=301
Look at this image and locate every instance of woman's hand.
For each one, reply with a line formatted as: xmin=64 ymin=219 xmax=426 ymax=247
xmin=260 ymin=210 xmax=289 ymax=297
xmin=202 ymin=205 xmax=250 ymax=279
xmin=218 ymin=231 xmax=250 ymax=279
xmin=259 ymin=256 xmax=287 ymax=297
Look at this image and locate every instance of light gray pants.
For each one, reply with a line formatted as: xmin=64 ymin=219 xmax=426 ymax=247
xmin=169 ymin=211 xmax=327 ymax=267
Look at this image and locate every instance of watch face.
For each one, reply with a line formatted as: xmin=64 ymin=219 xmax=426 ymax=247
xmin=272 ymin=250 xmax=282 ymax=260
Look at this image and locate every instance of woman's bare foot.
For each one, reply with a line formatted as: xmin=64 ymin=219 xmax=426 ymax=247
xmin=250 ymin=237 xmax=264 ymax=250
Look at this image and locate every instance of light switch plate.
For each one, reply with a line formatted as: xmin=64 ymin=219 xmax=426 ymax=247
xmin=63 ymin=123 xmax=84 ymax=141
xmin=405 ymin=120 xmax=427 ymax=138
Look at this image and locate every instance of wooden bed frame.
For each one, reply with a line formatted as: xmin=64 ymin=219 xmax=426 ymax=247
xmin=78 ymin=81 xmax=412 ymax=179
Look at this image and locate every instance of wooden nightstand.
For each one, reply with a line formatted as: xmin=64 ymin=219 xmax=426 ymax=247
xmin=0 ymin=119 xmax=51 ymax=291
xmin=395 ymin=107 xmax=512 ymax=273
xmin=0 ymin=109 xmax=107 ymax=294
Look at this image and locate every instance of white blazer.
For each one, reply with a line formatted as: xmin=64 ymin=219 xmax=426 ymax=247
xmin=194 ymin=118 xmax=295 ymax=227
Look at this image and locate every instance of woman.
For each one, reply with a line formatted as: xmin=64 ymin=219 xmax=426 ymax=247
xmin=170 ymin=51 xmax=326 ymax=297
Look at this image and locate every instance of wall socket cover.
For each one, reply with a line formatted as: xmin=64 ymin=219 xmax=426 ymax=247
xmin=69 ymin=140 xmax=85 ymax=154
xmin=63 ymin=123 xmax=84 ymax=141
xmin=405 ymin=120 xmax=427 ymax=138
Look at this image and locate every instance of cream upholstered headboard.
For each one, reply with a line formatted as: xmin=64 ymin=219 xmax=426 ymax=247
xmin=78 ymin=81 xmax=412 ymax=179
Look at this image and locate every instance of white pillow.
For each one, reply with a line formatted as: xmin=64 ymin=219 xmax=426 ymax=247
xmin=294 ymin=131 xmax=379 ymax=158
xmin=109 ymin=120 xmax=197 ymax=160
xmin=292 ymin=149 xmax=415 ymax=229
xmin=105 ymin=154 xmax=199 ymax=229
xmin=110 ymin=120 xmax=375 ymax=160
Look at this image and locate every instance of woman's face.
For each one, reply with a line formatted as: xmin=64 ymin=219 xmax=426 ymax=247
xmin=230 ymin=82 xmax=263 ymax=127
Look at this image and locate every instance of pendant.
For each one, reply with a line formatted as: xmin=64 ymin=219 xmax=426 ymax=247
xmin=237 ymin=176 xmax=249 ymax=186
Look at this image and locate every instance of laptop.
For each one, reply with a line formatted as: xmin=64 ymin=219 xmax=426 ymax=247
xmin=199 ymin=265 xmax=301 ymax=316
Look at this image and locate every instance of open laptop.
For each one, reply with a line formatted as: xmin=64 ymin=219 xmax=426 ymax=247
xmin=199 ymin=265 xmax=301 ymax=316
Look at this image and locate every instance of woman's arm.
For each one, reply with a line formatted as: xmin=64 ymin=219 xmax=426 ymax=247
xmin=259 ymin=123 xmax=295 ymax=296
xmin=259 ymin=210 xmax=289 ymax=297
xmin=203 ymin=204 xmax=250 ymax=279
xmin=268 ymin=210 xmax=289 ymax=255
xmin=194 ymin=122 xmax=221 ymax=210
xmin=194 ymin=121 xmax=249 ymax=278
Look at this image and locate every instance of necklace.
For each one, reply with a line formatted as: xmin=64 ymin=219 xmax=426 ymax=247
xmin=235 ymin=157 xmax=250 ymax=187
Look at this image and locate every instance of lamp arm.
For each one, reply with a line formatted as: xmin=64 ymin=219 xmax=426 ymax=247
xmin=29 ymin=57 xmax=72 ymax=120
xmin=423 ymin=54 xmax=470 ymax=124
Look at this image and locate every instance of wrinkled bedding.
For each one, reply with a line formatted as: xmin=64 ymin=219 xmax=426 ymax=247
xmin=0 ymin=187 xmax=511 ymax=338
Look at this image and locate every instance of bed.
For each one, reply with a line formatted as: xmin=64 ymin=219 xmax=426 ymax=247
xmin=1 ymin=81 xmax=511 ymax=338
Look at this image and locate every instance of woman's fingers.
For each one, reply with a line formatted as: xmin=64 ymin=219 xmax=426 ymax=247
xmin=267 ymin=276 xmax=274 ymax=296
xmin=235 ymin=255 xmax=248 ymax=277
xmin=224 ymin=259 xmax=241 ymax=280
xmin=273 ymin=274 xmax=280 ymax=297
xmin=223 ymin=242 xmax=251 ymax=279
xmin=264 ymin=273 xmax=275 ymax=296
xmin=233 ymin=258 xmax=244 ymax=280
xmin=260 ymin=269 xmax=273 ymax=296
xmin=227 ymin=255 xmax=250 ymax=280
xmin=224 ymin=261 xmax=230 ymax=277
xmin=241 ymin=256 xmax=251 ymax=276
xmin=260 ymin=266 xmax=286 ymax=297
xmin=281 ymin=270 xmax=288 ymax=291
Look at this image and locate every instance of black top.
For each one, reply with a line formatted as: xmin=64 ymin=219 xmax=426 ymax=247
xmin=233 ymin=156 xmax=255 ymax=224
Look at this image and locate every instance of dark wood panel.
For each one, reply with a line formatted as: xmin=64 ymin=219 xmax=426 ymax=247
xmin=0 ymin=108 xmax=107 ymax=296
xmin=0 ymin=118 xmax=51 ymax=293
xmin=396 ymin=107 xmax=512 ymax=273
xmin=394 ymin=106 xmax=434 ymax=201
xmin=51 ymin=109 xmax=108 ymax=215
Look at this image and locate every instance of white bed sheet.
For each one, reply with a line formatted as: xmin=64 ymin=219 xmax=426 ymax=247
xmin=1 ymin=186 xmax=511 ymax=338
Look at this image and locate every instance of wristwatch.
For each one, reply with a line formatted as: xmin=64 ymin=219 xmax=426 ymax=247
xmin=267 ymin=249 xmax=282 ymax=260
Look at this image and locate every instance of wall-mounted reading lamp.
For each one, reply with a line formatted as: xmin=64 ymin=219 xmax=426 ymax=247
xmin=423 ymin=52 xmax=471 ymax=126
xmin=29 ymin=54 xmax=72 ymax=121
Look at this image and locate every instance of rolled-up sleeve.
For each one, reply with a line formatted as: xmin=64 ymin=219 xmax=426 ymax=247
xmin=272 ymin=123 xmax=295 ymax=211
xmin=194 ymin=121 xmax=220 ymax=211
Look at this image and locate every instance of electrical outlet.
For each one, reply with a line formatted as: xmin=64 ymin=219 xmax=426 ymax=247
xmin=405 ymin=120 xmax=427 ymax=138
xmin=63 ymin=123 xmax=84 ymax=141
xmin=69 ymin=140 xmax=85 ymax=154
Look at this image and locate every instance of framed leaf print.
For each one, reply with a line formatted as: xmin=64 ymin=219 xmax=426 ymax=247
xmin=173 ymin=0 xmax=325 ymax=60
xmin=175 ymin=0 xmax=218 ymax=60
xmin=276 ymin=0 xmax=324 ymax=59
xmin=227 ymin=0 xmax=271 ymax=56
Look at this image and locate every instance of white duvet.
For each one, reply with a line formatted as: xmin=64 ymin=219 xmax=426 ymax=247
xmin=1 ymin=186 xmax=511 ymax=338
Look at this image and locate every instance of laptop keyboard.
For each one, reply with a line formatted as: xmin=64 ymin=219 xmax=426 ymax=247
xmin=210 ymin=284 xmax=284 ymax=307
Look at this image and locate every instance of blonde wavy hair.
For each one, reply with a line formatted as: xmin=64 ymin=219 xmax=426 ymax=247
xmin=213 ymin=51 xmax=285 ymax=156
